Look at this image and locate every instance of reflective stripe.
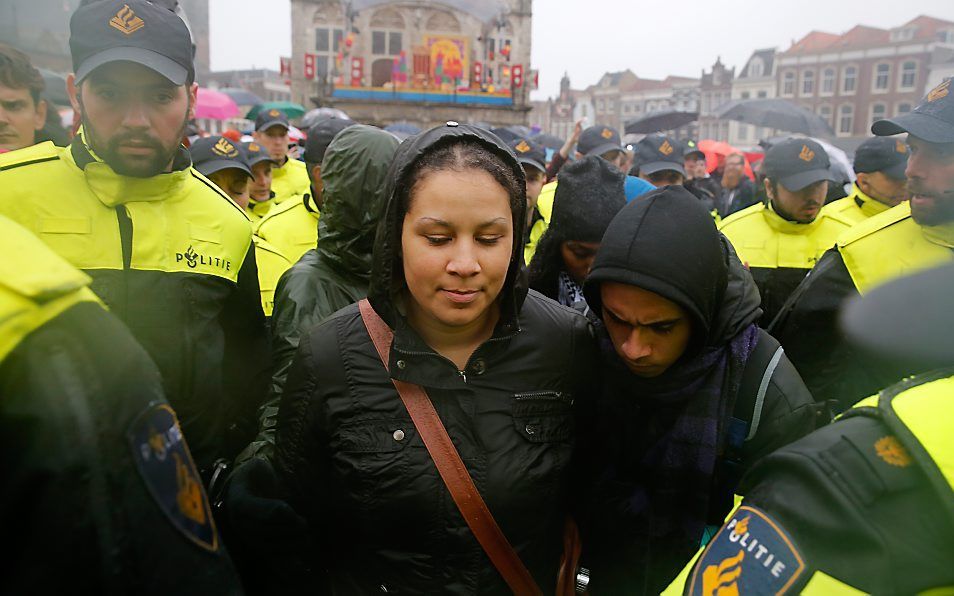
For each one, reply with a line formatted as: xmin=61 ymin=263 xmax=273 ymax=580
xmin=891 ymin=378 xmax=954 ymax=495
xmin=802 ymin=571 xmax=866 ymax=595
xmin=746 ymin=346 xmax=785 ymax=441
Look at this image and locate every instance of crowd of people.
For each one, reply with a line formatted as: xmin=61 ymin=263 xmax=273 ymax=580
xmin=1 ymin=0 xmax=953 ymax=594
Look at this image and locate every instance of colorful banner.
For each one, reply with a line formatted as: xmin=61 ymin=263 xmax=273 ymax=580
xmin=424 ymin=36 xmax=468 ymax=87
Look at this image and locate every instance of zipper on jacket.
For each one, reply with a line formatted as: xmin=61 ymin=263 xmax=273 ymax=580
xmin=458 ymin=370 xmax=467 ymax=384
xmin=115 ymin=205 xmax=133 ymax=270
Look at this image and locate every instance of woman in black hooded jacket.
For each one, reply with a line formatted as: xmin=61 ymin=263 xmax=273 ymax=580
xmin=580 ymin=186 xmax=818 ymax=594
xmin=273 ymin=123 xmax=597 ymax=594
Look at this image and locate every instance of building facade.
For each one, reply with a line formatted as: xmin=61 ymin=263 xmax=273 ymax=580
xmin=727 ymin=48 xmax=778 ymax=147
xmin=775 ymin=16 xmax=954 ymax=140
xmin=289 ymin=0 xmax=534 ymax=128
xmin=698 ymin=58 xmax=734 ymax=142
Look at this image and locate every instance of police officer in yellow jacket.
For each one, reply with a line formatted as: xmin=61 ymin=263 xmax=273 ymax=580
xmin=719 ymin=138 xmax=854 ymax=326
xmin=0 ymin=0 xmax=269 ymax=476
xmin=252 ymin=108 xmax=310 ymax=205
xmin=683 ymin=261 xmax=954 ymax=595
xmin=0 ymin=214 xmax=242 ymax=594
xmin=243 ymin=140 xmax=279 ymax=222
xmin=254 ymin=117 xmax=354 ymax=264
xmin=771 ymin=79 xmax=954 ymax=411
xmin=823 ymin=135 xmax=909 ymax=225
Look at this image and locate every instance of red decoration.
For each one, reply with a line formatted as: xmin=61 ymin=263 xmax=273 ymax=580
xmin=472 ymin=61 xmax=482 ymax=89
xmin=350 ymin=57 xmax=364 ymax=87
xmin=512 ymin=64 xmax=523 ymax=88
xmin=280 ymin=57 xmax=291 ymax=80
xmin=304 ymin=53 xmax=316 ymax=80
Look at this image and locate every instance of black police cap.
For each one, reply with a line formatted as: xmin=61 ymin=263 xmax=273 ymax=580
xmin=636 ymin=134 xmax=685 ymax=177
xmin=302 ymin=118 xmax=355 ymax=164
xmin=853 ymin=136 xmax=909 ymax=180
xmin=242 ymin=141 xmax=277 ymax=168
xmin=762 ymin=138 xmax=833 ymax=191
xmin=70 ymin=0 xmax=194 ymax=85
xmin=577 ymin=125 xmax=623 ymax=157
xmin=189 ymin=136 xmax=252 ymax=178
xmin=255 ymin=109 xmax=290 ymax=133
xmin=509 ymin=137 xmax=547 ymax=175
xmin=872 ymin=78 xmax=954 ymax=143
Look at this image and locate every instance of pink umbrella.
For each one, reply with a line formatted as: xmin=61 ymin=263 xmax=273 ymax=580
xmin=195 ymin=88 xmax=239 ymax=120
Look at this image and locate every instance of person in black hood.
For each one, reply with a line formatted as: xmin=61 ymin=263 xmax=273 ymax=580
xmin=528 ymin=155 xmax=626 ymax=307
xmin=579 ymin=186 xmax=817 ymax=594
xmin=263 ymin=123 xmax=598 ymax=593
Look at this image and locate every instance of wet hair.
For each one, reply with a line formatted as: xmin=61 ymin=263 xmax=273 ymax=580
xmin=401 ymin=137 xmax=524 ymax=219
xmin=0 ymin=44 xmax=45 ymax=105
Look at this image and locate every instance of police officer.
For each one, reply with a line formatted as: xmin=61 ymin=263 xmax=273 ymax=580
xmin=190 ymin=136 xmax=291 ymax=318
xmin=252 ymin=107 xmax=310 ymax=206
xmin=771 ymin=79 xmax=954 ymax=411
xmin=0 ymin=0 xmax=270 ymax=476
xmin=509 ymin=136 xmax=547 ymax=232
xmin=719 ymin=138 xmax=854 ymax=326
xmin=0 ymin=214 xmax=242 ymax=594
xmin=254 ymin=117 xmax=354 ymax=264
xmin=682 ymin=261 xmax=954 ymax=595
xmin=823 ymin=135 xmax=909 ymax=224
xmin=243 ymin=140 xmax=279 ymax=222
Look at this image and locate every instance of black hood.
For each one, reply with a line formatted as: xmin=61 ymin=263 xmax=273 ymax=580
xmin=584 ymin=185 xmax=761 ymax=347
xmin=368 ymin=122 xmax=528 ymax=329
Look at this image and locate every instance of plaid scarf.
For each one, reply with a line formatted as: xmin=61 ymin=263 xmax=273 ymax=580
xmin=557 ymin=270 xmax=586 ymax=307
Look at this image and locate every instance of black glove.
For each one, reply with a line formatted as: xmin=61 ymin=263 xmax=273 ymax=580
xmin=225 ymin=457 xmax=308 ymax=547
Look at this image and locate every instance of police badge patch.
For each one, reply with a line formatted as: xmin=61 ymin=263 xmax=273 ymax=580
xmin=687 ymin=505 xmax=806 ymax=595
xmin=128 ymin=403 xmax=219 ymax=551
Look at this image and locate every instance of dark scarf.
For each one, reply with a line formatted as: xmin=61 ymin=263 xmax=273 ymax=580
xmin=591 ymin=322 xmax=760 ymax=593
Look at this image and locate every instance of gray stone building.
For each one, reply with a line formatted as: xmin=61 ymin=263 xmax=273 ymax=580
xmin=289 ymin=0 xmax=534 ymax=128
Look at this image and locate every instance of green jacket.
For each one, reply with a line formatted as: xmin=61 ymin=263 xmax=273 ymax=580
xmin=238 ymin=125 xmax=399 ymax=462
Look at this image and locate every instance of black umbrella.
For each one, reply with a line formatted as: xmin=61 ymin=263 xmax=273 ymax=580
xmin=219 ymin=87 xmax=264 ymax=107
xmin=719 ymin=98 xmax=834 ymax=137
xmin=490 ymin=125 xmax=532 ymax=143
xmin=531 ymin=133 xmax=564 ymax=151
xmin=624 ymin=110 xmax=698 ymax=135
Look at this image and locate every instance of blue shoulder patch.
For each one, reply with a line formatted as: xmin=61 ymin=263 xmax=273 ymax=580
xmin=687 ymin=505 xmax=807 ymax=595
xmin=128 ymin=403 xmax=219 ymax=552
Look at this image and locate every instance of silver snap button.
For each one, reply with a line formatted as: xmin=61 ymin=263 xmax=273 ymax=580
xmin=446 ymin=120 xmax=459 ymax=127
xmin=396 ymin=360 xmax=406 ymax=369
xmin=393 ymin=429 xmax=405 ymax=441
xmin=525 ymin=424 xmax=537 ymax=435
xmin=471 ymin=359 xmax=486 ymax=375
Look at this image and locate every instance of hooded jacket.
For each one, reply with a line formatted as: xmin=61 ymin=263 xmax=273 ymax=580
xmin=238 ymin=125 xmax=399 ymax=462
xmin=581 ymin=188 xmax=817 ymax=594
xmin=274 ymin=123 xmax=598 ymax=594
xmin=0 ymin=137 xmax=269 ymax=474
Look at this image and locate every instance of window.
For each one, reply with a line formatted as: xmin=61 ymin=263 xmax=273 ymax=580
xmin=871 ymin=103 xmax=887 ymax=127
xmin=842 ymin=66 xmax=857 ymax=94
xmin=314 ymin=27 xmax=343 ymax=82
xmin=818 ymin=104 xmax=832 ymax=127
xmin=897 ymin=102 xmax=912 ymax=115
xmin=622 ymin=103 xmax=630 ymax=114
xmin=782 ymin=71 xmax=796 ymax=96
xmin=800 ymin=70 xmax=815 ymax=96
xmin=821 ymin=68 xmax=835 ymax=94
xmin=741 ymin=91 xmax=750 ymax=99
xmin=597 ymin=99 xmax=604 ymax=111
xmin=900 ymin=61 xmax=917 ymax=89
xmin=757 ymin=90 xmax=767 ymax=98
xmin=372 ymin=31 xmax=386 ymax=54
xmin=749 ymin=57 xmax=764 ymax=78
xmin=738 ymin=123 xmax=749 ymax=141
xmin=873 ymin=63 xmax=890 ymax=91
xmin=389 ymin=32 xmax=402 ymax=55
xmin=838 ymin=104 xmax=854 ymax=136
xmin=372 ymin=30 xmax=402 ymax=56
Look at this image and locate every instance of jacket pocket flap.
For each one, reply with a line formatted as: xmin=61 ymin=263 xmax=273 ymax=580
xmin=41 ymin=217 xmax=91 ymax=234
xmin=512 ymin=392 xmax=575 ymax=443
xmin=189 ymin=223 xmax=222 ymax=244
xmin=336 ymin=419 xmax=417 ymax=453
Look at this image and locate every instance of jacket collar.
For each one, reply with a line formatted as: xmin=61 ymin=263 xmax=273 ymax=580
xmin=67 ymin=134 xmax=193 ymax=208
xmin=850 ymin=184 xmax=891 ymax=218
xmin=761 ymin=201 xmax=821 ymax=235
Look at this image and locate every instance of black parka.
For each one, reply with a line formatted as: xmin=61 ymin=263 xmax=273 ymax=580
xmin=275 ymin=124 xmax=598 ymax=594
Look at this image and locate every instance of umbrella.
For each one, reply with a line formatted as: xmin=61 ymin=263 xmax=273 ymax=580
xmin=38 ymin=69 xmax=70 ymax=106
xmin=384 ymin=121 xmax=421 ymax=141
xmin=219 ymin=87 xmax=264 ymax=107
xmin=698 ymin=139 xmax=754 ymax=180
xmin=718 ymin=98 xmax=834 ymax=137
xmin=490 ymin=126 xmax=532 ymax=144
xmin=287 ymin=125 xmax=306 ymax=142
xmin=624 ymin=110 xmax=698 ymax=135
xmin=301 ymin=107 xmax=351 ymax=128
xmin=246 ymin=101 xmax=307 ymax=121
xmin=532 ymin=133 xmax=564 ymax=152
xmin=195 ymin=87 xmax=239 ymax=120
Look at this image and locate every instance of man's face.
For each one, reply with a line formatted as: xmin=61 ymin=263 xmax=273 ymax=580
xmin=208 ymin=168 xmax=251 ymax=209
xmin=684 ymin=156 xmax=704 ymax=180
xmin=856 ymin=170 xmax=907 ymax=207
xmin=766 ymin=178 xmax=828 ymax=223
xmin=254 ymin=125 xmax=289 ymax=162
xmin=68 ymin=62 xmax=195 ymax=177
xmin=723 ymin=156 xmax=745 ymax=187
xmin=600 ymin=149 xmax=625 ymax=171
xmin=250 ymin=161 xmax=273 ymax=201
xmin=643 ymin=169 xmax=685 ymax=187
xmin=905 ymin=135 xmax=954 ymax=226
xmin=0 ymin=84 xmax=46 ymax=151
xmin=523 ymin=165 xmax=545 ymax=226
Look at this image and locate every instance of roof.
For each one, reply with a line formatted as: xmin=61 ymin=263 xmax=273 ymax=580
xmin=785 ymin=30 xmax=841 ymax=54
xmin=739 ymin=48 xmax=776 ymax=79
xmin=899 ymin=15 xmax=954 ymax=41
xmin=352 ymin=0 xmax=508 ymax=22
xmin=783 ymin=15 xmax=954 ymax=55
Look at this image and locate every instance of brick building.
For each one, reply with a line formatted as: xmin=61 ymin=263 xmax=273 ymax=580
xmin=774 ymin=15 xmax=954 ymax=140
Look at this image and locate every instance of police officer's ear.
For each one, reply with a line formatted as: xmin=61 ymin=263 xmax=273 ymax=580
xmin=67 ymin=73 xmax=82 ymax=114
xmin=855 ymin=171 xmax=871 ymax=195
xmin=763 ymin=177 xmax=777 ymax=201
xmin=33 ymin=97 xmax=48 ymax=135
xmin=186 ymin=82 xmax=198 ymax=121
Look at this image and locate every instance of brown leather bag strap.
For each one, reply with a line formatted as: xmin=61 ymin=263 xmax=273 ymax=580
xmin=358 ymin=299 xmax=543 ymax=596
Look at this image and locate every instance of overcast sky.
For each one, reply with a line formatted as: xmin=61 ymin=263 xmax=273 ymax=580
xmin=208 ymin=0 xmax=954 ymax=99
